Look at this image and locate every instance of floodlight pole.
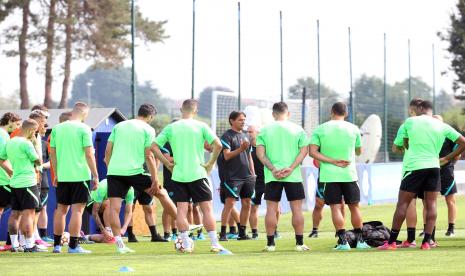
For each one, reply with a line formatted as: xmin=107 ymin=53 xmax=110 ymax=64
xmin=432 ymin=43 xmax=436 ymax=113
xmin=348 ymin=27 xmax=354 ymax=123
xmin=191 ymin=0 xmax=196 ymax=99
xmin=131 ymin=0 xmax=136 ymax=118
xmin=383 ymin=33 xmax=388 ymax=162
xmin=237 ymin=2 xmax=241 ymax=110
xmin=317 ymin=19 xmax=321 ymax=124
xmin=280 ymin=11 xmax=284 ymax=102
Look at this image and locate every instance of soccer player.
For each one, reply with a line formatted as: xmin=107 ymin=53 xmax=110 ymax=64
xmin=257 ymin=102 xmax=310 ymax=252
xmin=392 ymin=98 xmax=424 ymax=247
xmin=106 ymin=103 xmax=176 ymax=254
xmin=160 ymin=141 xmax=178 ymax=241
xmin=378 ymin=100 xmax=465 ymax=250
xmin=218 ymin=111 xmax=255 ymax=241
xmin=247 ymin=124 xmax=281 ymax=240
xmin=433 ymin=115 xmax=459 ymax=237
xmin=0 ymin=112 xmax=21 ymax=251
xmin=309 ymin=102 xmax=370 ymax=250
xmin=153 ymin=99 xmax=230 ymax=254
xmin=86 ymin=179 xmax=133 ymax=243
xmin=1 ymin=119 xmax=42 ymax=252
xmin=50 ymin=102 xmax=99 ymax=254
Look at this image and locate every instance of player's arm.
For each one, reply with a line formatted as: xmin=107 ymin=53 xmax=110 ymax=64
xmin=151 ymin=144 xmax=174 ymax=171
xmin=50 ymin=147 xmax=58 ymax=185
xmin=91 ymin=202 xmax=106 ymax=232
xmin=145 ymin=147 xmax=161 ymax=195
xmin=392 ymin=144 xmax=405 ymax=154
xmin=256 ymin=145 xmax=281 ymax=177
xmin=0 ymin=159 xmax=13 ymax=177
xmin=441 ymin=136 xmax=465 ymax=165
xmin=104 ymin=141 xmax=113 ymax=167
xmin=202 ymin=138 xmax=222 ymax=175
xmin=121 ymin=204 xmax=134 ymax=235
xmin=84 ymin=146 xmax=99 ymax=190
xmin=222 ymin=139 xmax=248 ymax=161
xmin=355 ymin=147 xmax=362 ymax=156
xmin=309 ymin=144 xmax=350 ymax=168
xmin=248 ymin=151 xmax=255 ymax=176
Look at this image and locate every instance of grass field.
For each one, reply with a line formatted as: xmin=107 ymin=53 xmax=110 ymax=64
xmin=2 ymin=196 xmax=465 ymax=275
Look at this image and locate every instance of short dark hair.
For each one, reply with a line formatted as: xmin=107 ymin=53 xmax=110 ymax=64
xmin=22 ymin=119 xmax=39 ymax=131
xmin=409 ymin=98 xmax=423 ymax=107
xmin=59 ymin=111 xmax=72 ymax=123
xmin=31 ymin=104 xmax=48 ymax=112
xmin=331 ymin=102 xmax=348 ymax=116
xmin=182 ymin=99 xmax=198 ymax=113
xmin=419 ymin=100 xmax=433 ymax=111
xmin=0 ymin=112 xmax=21 ymax=126
xmin=272 ymin=102 xmax=288 ymax=114
xmin=228 ymin=111 xmax=246 ymax=125
xmin=138 ymin=103 xmax=157 ymax=117
xmin=29 ymin=110 xmax=47 ymax=121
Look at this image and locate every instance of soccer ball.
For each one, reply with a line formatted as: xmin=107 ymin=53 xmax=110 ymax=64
xmin=61 ymin=232 xmax=70 ymax=246
xmin=174 ymin=236 xmax=194 ymax=253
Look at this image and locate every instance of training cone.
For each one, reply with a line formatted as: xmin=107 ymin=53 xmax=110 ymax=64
xmin=119 ymin=266 xmax=135 ymax=272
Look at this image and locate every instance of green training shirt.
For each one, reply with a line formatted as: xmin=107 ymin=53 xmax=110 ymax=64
xmin=403 ymin=115 xmax=461 ymax=171
xmin=50 ymin=120 xmax=93 ymax=182
xmin=107 ymin=119 xmax=155 ymax=176
xmin=0 ymin=128 xmax=10 ymax=185
xmin=256 ymin=120 xmax=309 ymax=183
xmin=310 ymin=120 xmax=361 ymax=182
xmin=155 ymin=119 xmax=216 ymax=183
xmin=2 ymin=137 xmax=39 ymax=188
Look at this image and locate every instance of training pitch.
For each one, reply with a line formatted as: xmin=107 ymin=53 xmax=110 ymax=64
xmin=1 ymin=197 xmax=465 ymax=275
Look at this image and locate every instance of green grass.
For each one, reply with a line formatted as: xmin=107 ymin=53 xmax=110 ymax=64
xmin=2 ymin=196 xmax=465 ymax=275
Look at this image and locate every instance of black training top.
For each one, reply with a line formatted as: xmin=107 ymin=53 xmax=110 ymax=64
xmin=439 ymin=138 xmax=457 ymax=168
xmin=251 ymin=146 xmax=264 ymax=183
xmin=219 ymin=129 xmax=252 ymax=181
xmin=161 ymin=143 xmax=173 ymax=184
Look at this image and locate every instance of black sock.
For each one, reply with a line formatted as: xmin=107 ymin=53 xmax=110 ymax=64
xmin=172 ymin=228 xmax=178 ymax=235
xmin=336 ymin=229 xmax=346 ymax=244
xmin=229 ymin=226 xmax=237 ymax=234
xmin=236 ymin=223 xmax=241 ymax=230
xmin=295 ymin=234 xmax=304 ymax=246
xmin=127 ymin=226 xmax=134 ymax=237
xmin=388 ymin=229 xmax=400 ymax=244
xmin=312 ymin=227 xmax=318 ymax=232
xmin=431 ymin=227 xmax=436 ymax=242
xmin=448 ymin=223 xmax=455 ymax=232
xmin=354 ymin=228 xmax=363 ymax=242
xmin=407 ymin=227 xmax=416 ymax=243
xmin=252 ymin=229 xmax=258 ymax=234
xmin=267 ymin=235 xmax=275 ymax=246
xmin=6 ymin=232 xmax=11 ymax=246
xmin=149 ymin=225 xmax=158 ymax=238
xmin=54 ymin=234 xmax=62 ymax=247
xmin=164 ymin=232 xmax=170 ymax=238
xmin=221 ymin=226 xmax=227 ymax=235
xmin=239 ymin=225 xmax=246 ymax=237
xmin=422 ymin=233 xmax=432 ymax=244
xmin=197 ymin=228 xmax=203 ymax=235
xmin=38 ymin=228 xmax=47 ymax=238
xmin=69 ymin=236 xmax=79 ymax=249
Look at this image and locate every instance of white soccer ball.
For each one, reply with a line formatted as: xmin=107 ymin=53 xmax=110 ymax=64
xmin=174 ymin=236 xmax=194 ymax=253
xmin=61 ymin=232 xmax=70 ymax=246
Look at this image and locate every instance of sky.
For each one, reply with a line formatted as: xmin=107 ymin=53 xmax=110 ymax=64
xmin=0 ymin=0 xmax=459 ymax=103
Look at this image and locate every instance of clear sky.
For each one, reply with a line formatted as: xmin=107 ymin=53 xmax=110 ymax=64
xmin=0 ymin=0 xmax=459 ymax=103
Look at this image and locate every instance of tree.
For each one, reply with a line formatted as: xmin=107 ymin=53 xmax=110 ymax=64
xmin=439 ymin=0 xmax=465 ymax=97
xmin=287 ymin=77 xmax=339 ymax=122
xmin=69 ymin=67 xmax=168 ymax=116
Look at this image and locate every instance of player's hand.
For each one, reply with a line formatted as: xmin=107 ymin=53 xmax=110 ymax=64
xmin=120 ymin=227 xmax=127 ymax=236
xmin=201 ymin=163 xmax=214 ymax=175
xmin=332 ymin=160 xmax=350 ymax=168
xmin=240 ymin=140 xmax=250 ymax=151
xmin=166 ymin=161 xmax=175 ymax=173
xmin=147 ymin=180 xmax=161 ymax=195
xmin=278 ymin=168 xmax=293 ymax=178
xmin=103 ymin=230 xmax=113 ymax=241
xmin=272 ymin=168 xmax=284 ymax=179
xmin=52 ymin=178 xmax=58 ymax=187
xmin=439 ymin=157 xmax=449 ymax=166
xmin=91 ymin=178 xmax=99 ymax=191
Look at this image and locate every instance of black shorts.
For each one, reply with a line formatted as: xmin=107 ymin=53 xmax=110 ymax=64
xmin=223 ymin=177 xmax=255 ymax=199
xmin=165 ymin=180 xmax=177 ymax=204
xmin=133 ymin=189 xmax=154 ymax=206
xmin=107 ymin=174 xmax=151 ymax=200
xmin=56 ymin=181 xmax=90 ymax=205
xmin=171 ymin=178 xmax=212 ymax=204
xmin=440 ymin=166 xmax=457 ymax=196
xmin=251 ymin=179 xmax=265 ymax=205
xmin=0 ymin=185 xmax=11 ymax=208
xmin=220 ymin=183 xmax=239 ymax=204
xmin=11 ymin=185 xmax=40 ymax=211
xmin=400 ymin=168 xmax=440 ymax=194
xmin=264 ymin=182 xmax=305 ymax=202
xmin=315 ymin=179 xmax=325 ymax=200
xmin=323 ymin=182 xmax=360 ymax=205
xmin=35 ymin=186 xmax=50 ymax=212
